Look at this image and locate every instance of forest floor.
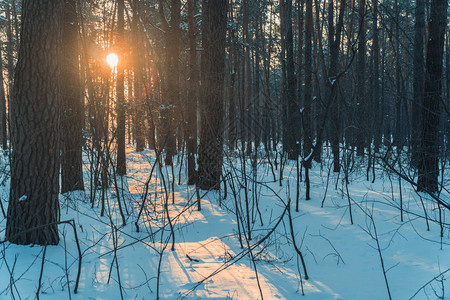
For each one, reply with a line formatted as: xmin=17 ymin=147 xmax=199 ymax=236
xmin=1 ymin=146 xmax=450 ymax=299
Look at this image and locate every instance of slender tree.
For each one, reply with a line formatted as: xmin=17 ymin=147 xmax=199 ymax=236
xmin=186 ymin=0 xmax=198 ymax=185
xmin=372 ymin=0 xmax=381 ymax=153
xmin=302 ymin=0 xmax=313 ymax=200
xmin=412 ymin=0 xmax=425 ymax=166
xmin=356 ymin=0 xmax=366 ymax=156
xmin=0 ymin=48 xmax=7 ymax=150
xmin=329 ymin=0 xmax=345 ymax=172
xmin=116 ymin=0 xmax=126 ymax=175
xmin=132 ymin=0 xmax=146 ymax=152
xmin=285 ymin=0 xmax=300 ymax=160
xmin=243 ymin=0 xmax=252 ymax=155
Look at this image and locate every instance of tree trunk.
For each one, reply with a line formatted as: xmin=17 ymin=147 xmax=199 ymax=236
xmin=6 ymin=0 xmax=64 ymax=245
xmin=197 ymin=0 xmax=227 ymax=190
xmin=412 ymin=0 xmax=425 ymax=166
xmin=6 ymin=2 xmax=15 ymax=141
xmin=164 ymin=0 xmax=181 ymax=166
xmin=243 ymin=0 xmax=252 ymax=155
xmin=187 ymin=0 xmax=198 ymax=185
xmin=285 ymin=0 xmax=300 ymax=160
xmin=116 ymin=0 xmax=126 ymax=175
xmin=329 ymin=0 xmax=345 ymax=172
xmin=303 ymin=0 xmax=313 ymax=168
xmin=61 ymin=0 xmax=85 ymax=193
xmin=0 ymin=48 xmax=7 ymax=150
xmin=356 ymin=0 xmax=366 ymax=156
xmin=132 ymin=0 xmax=146 ymax=152
xmin=372 ymin=0 xmax=381 ymax=153
xmin=417 ymin=0 xmax=447 ymax=192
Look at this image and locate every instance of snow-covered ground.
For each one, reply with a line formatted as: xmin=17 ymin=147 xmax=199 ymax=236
xmin=1 ymin=147 xmax=449 ymax=299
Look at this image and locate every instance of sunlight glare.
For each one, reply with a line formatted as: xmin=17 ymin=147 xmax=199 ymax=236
xmin=106 ymin=53 xmax=118 ymax=68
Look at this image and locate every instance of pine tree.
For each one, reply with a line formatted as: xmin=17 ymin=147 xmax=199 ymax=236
xmin=6 ymin=0 xmax=64 ymax=245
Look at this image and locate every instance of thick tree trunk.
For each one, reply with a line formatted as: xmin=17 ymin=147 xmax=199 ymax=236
xmin=6 ymin=0 xmax=64 ymax=245
xmin=417 ymin=0 xmax=447 ymax=192
xmin=61 ymin=0 xmax=85 ymax=193
xmin=197 ymin=0 xmax=227 ymax=190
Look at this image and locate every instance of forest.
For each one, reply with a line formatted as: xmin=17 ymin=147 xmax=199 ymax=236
xmin=0 ymin=0 xmax=449 ymax=299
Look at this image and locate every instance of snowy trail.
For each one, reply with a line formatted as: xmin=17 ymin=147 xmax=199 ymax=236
xmin=125 ymin=150 xmax=293 ymax=299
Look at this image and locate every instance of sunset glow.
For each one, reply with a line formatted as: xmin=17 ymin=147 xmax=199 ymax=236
xmin=106 ymin=53 xmax=118 ymax=68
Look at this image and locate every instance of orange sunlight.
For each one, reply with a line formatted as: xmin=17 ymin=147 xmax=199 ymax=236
xmin=106 ymin=53 xmax=118 ymax=68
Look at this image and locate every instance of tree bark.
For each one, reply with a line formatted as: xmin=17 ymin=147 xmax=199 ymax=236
xmin=356 ymin=0 xmax=366 ymax=156
xmin=303 ymin=0 xmax=313 ymax=168
xmin=197 ymin=0 xmax=227 ymax=190
xmin=132 ymin=0 xmax=146 ymax=152
xmin=372 ymin=0 xmax=381 ymax=153
xmin=164 ymin=0 xmax=181 ymax=166
xmin=417 ymin=0 xmax=448 ymax=192
xmin=6 ymin=0 xmax=64 ymax=245
xmin=0 ymin=47 xmax=7 ymax=150
xmin=116 ymin=0 xmax=126 ymax=175
xmin=61 ymin=0 xmax=85 ymax=193
xmin=187 ymin=0 xmax=198 ymax=185
xmin=329 ymin=0 xmax=345 ymax=172
xmin=412 ymin=0 xmax=425 ymax=166
xmin=285 ymin=0 xmax=300 ymax=160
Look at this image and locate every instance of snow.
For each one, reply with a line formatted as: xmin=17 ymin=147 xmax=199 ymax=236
xmin=0 ymin=146 xmax=449 ymax=299
xmin=18 ymin=195 xmax=27 ymax=202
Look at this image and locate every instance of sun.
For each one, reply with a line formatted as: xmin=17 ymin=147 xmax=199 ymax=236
xmin=106 ymin=53 xmax=118 ymax=68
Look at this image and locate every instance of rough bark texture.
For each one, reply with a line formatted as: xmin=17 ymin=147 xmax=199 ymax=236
xmin=197 ymin=0 xmax=227 ymax=190
xmin=61 ymin=0 xmax=84 ymax=193
xmin=417 ymin=0 xmax=448 ymax=192
xmin=6 ymin=0 xmax=64 ymax=245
